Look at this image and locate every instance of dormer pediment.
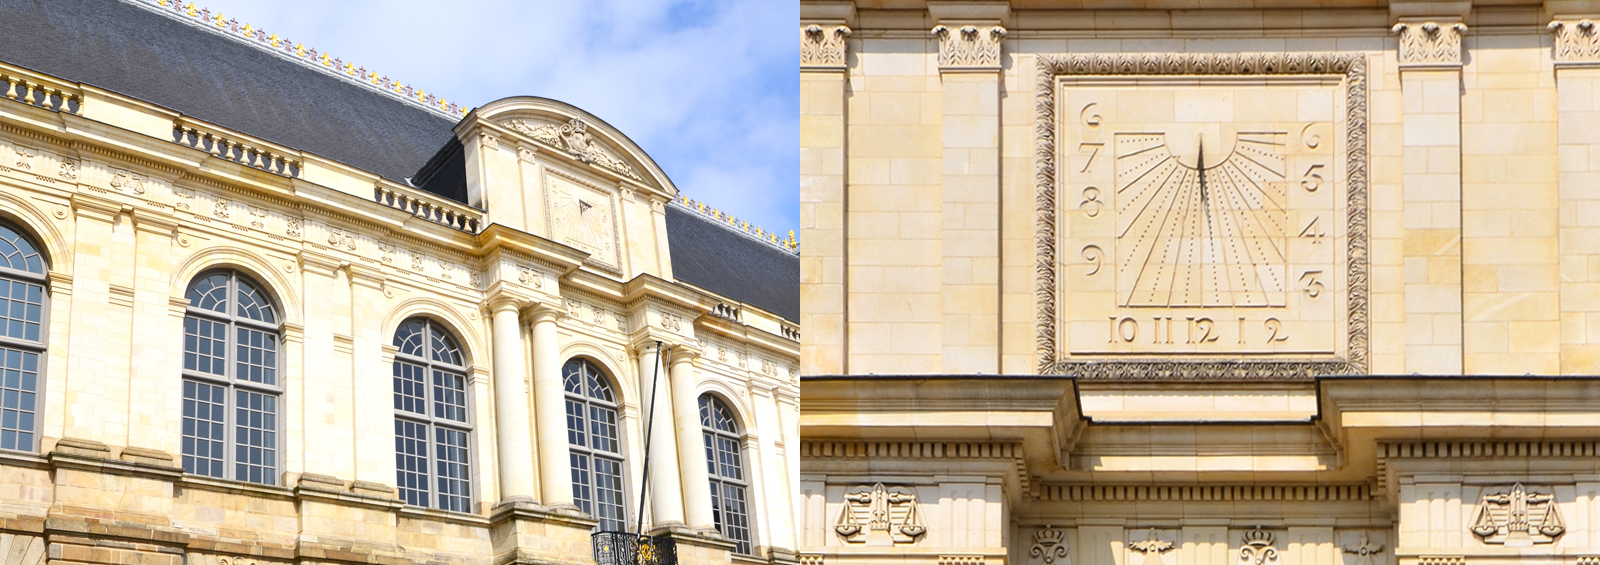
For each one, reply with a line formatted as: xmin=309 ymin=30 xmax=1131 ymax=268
xmin=504 ymin=117 xmax=644 ymax=184
xmin=465 ymin=97 xmax=674 ymax=199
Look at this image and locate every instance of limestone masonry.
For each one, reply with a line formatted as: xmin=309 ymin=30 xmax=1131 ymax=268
xmin=799 ymin=0 xmax=1600 ymax=564
xmin=0 ymin=1 xmax=801 ymax=565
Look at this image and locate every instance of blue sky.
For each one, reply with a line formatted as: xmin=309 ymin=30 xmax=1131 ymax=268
xmin=194 ymin=0 xmax=799 ymax=236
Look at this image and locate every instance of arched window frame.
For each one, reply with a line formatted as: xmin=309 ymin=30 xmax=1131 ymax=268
xmin=0 ymin=220 xmax=48 ymax=453
xmin=391 ymin=317 xmax=476 ymax=513
xmin=180 ymin=269 xmax=282 ymax=485
xmin=564 ymin=357 xmax=628 ymax=532
xmin=699 ymin=394 xmax=753 ymax=554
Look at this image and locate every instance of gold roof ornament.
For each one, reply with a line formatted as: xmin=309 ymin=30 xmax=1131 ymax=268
xmin=672 ymin=195 xmax=798 ymax=254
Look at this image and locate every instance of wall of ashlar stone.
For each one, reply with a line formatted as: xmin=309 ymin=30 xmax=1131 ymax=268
xmin=801 ymin=3 xmax=1600 ymax=376
xmin=0 ymin=72 xmax=800 ymax=565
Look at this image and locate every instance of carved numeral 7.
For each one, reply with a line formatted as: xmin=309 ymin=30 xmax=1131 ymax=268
xmin=1079 ymin=143 xmax=1102 ymax=173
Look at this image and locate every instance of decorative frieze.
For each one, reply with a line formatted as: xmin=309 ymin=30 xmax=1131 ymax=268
xmin=505 ymin=117 xmax=642 ymax=181
xmin=1550 ymin=20 xmax=1600 ymax=67
xmin=835 ymin=482 xmax=927 ymax=545
xmin=1392 ymin=21 xmax=1468 ymax=68
xmin=1342 ymin=532 xmax=1384 ymax=565
xmin=1129 ymin=529 xmax=1174 ymax=565
xmin=1469 ymin=483 xmax=1565 ymax=546
xmin=800 ymin=24 xmax=851 ymax=69
xmin=932 ymin=25 xmax=1006 ymax=70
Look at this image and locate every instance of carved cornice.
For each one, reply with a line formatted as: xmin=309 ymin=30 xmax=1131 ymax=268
xmin=800 ymin=24 xmax=851 ymax=70
xmin=932 ymin=24 xmax=1006 ymax=70
xmin=1033 ymin=52 xmax=1369 ymax=380
xmin=1550 ymin=20 xmax=1600 ymax=67
xmin=1392 ymin=21 xmax=1468 ymax=68
xmin=1041 ymin=483 xmax=1371 ymax=502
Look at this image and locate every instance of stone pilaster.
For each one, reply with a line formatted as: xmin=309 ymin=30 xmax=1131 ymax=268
xmin=1392 ymin=18 xmax=1467 ymax=373
xmin=1551 ymin=13 xmax=1600 ymax=371
xmin=931 ymin=5 xmax=1005 ymax=373
xmin=637 ymin=339 xmax=686 ymax=527
xmin=800 ymin=20 xmax=851 ymax=375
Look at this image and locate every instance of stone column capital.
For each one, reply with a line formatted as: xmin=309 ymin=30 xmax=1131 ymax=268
xmin=486 ymin=295 xmax=526 ymax=314
xmin=668 ymin=346 xmax=701 ymax=365
xmin=932 ymin=24 xmax=1006 ymax=72
xmin=523 ymin=301 xmax=564 ymax=324
xmin=800 ymin=24 xmax=852 ymax=71
xmin=1550 ymin=19 xmax=1600 ymax=67
xmin=1392 ymin=20 xmax=1468 ymax=68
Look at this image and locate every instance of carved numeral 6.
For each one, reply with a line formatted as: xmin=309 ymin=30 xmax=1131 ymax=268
xmin=1301 ymin=164 xmax=1326 ymax=192
xmin=1081 ymin=103 xmax=1102 ymax=128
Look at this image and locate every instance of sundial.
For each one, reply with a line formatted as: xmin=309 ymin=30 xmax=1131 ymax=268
xmin=1050 ymin=64 xmax=1362 ymax=372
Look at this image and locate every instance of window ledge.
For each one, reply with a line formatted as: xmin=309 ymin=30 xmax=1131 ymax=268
xmin=396 ymin=504 xmax=491 ymax=527
xmin=179 ymin=474 xmax=295 ymax=500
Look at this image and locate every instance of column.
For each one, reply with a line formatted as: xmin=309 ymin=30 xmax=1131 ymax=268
xmin=529 ymin=303 xmax=574 ymax=508
xmin=1551 ymin=12 xmax=1600 ymax=372
xmin=932 ymin=13 xmax=1006 ymax=374
xmin=1393 ymin=17 xmax=1467 ymax=373
xmin=638 ymin=341 xmax=685 ymax=527
xmin=752 ymin=386 xmax=796 ymax=551
xmin=669 ymin=349 xmax=714 ymax=531
xmin=799 ymin=21 xmax=851 ymax=375
xmin=489 ymin=297 xmax=536 ymax=503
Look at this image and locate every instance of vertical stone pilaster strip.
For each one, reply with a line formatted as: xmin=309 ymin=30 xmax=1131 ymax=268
xmin=638 ymin=341 xmax=685 ymax=526
xmin=1394 ymin=20 xmax=1466 ymax=373
xmin=127 ymin=211 xmax=178 ymax=461
xmin=800 ymin=23 xmax=851 ymax=375
xmin=1552 ymin=18 xmax=1600 ymax=372
xmin=934 ymin=23 xmax=1005 ymax=373
xmin=668 ymin=349 xmax=715 ymax=530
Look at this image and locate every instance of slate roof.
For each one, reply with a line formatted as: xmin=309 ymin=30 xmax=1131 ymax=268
xmin=0 ymin=0 xmax=799 ymax=321
xmin=0 ymin=0 xmax=460 ymax=189
xmin=665 ymin=205 xmax=799 ymax=322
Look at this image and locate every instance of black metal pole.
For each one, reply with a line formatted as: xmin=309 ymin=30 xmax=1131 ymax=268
xmin=634 ymin=341 xmax=664 ymax=538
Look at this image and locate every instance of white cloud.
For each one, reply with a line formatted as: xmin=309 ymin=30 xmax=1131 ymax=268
xmin=195 ymin=0 xmax=798 ymax=233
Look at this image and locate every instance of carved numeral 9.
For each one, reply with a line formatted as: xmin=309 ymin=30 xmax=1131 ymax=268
xmin=1082 ymin=245 xmax=1103 ymax=276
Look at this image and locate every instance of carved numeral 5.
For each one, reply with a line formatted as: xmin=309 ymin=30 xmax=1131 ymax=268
xmin=1301 ymin=164 xmax=1326 ymax=192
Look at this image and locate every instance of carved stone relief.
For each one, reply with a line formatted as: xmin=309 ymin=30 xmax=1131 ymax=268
xmin=932 ymin=25 xmax=1005 ymax=69
xmin=1130 ymin=529 xmax=1175 ymax=565
xmin=1341 ymin=532 xmax=1384 ymax=565
xmin=1550 ymin=20 xmax=1600 ymax=66
xmin=543 ymin=168 xmax=622 ymax=272
xmin=110 ymin=171 xmax=144 ymax=194
xmin=1470 ymin=483 xmax=1565 ymax=546
xmin=835 ymin=483 xmax=926 ymax=545
xmin=1030 ymin=526 xmax=1070 ymax=565
xmin=1238 ymin=528 xmax=1279 ymax=565
xmin=58 ymin=159 xmax=77 ymax=181
xmin=506 ymin=118 xmax=642 ymax=181
xmin=1392 ymin=22 xmax=1468 ymax=67
xmin=801 ymin=24 xmax=851 ymax=69
xmin=1035 ymin=52 xmax=1369 ymax=380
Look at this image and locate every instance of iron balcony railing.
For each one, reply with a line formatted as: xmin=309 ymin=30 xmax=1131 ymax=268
xmin=592 ymin=531 xmax=678 ymax=565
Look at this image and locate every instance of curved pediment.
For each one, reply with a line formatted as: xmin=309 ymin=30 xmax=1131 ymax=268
xmin=472 ymin=97 xmax=674 ymax=196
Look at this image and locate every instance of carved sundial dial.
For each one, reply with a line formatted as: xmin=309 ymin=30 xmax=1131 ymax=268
xmin=1040 ymin=53 xmax=1370 ymax=378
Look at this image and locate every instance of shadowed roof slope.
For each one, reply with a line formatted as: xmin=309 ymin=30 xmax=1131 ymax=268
xmin=666 ymin=205 xmax=799 ymax=322
xmin=0 ymin=0 xmax=460 ymax=189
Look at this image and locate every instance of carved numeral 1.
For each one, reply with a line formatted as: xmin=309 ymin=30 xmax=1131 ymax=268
xmin=1109 ymin=316 xmax=1138 ymax=343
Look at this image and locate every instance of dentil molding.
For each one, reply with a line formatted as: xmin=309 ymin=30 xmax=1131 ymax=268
xmin=1392 ymin=21 xmax=1468 ymax=68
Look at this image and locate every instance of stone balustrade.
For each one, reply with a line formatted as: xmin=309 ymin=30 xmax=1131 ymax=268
xmin=0 ymin=65 xmax=83 ymax=115
xmin=172 ymin=119 xmax=302 ymax=178
xmin=374 ymin=184 xmax=484 ymax=234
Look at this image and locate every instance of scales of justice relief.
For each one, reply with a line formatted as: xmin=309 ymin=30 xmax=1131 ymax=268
xmin=1050 ymin=63 xmax=1365 ymax=378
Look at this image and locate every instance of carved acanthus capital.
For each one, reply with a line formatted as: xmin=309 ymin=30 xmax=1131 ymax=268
xmin=932 ymin=24 xmax=1006 ymax=70
xmin=1392 ymin=21 xmax=1468 ymax=68
xmin=1550 ymin=20 xmax=1600 ymax=66
xmin=801 ymin=24 xmax=852 ymax=70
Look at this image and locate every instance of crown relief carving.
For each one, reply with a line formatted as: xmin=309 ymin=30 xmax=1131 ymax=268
xmin=932 ymin=24 xmax=1006 ymax=69
xmin=1239 ymin=527 xmax=1280 ymax=565
xmin=1550 ymin=20 xmax=1600 ymax=66
xmin=801 ymin=24 xmax=851 ymax=69
xmin=1392 ymin=21 xmax=1468 ymax=67
xmin=1031 ymin=526 xmax=1070 ymax=565
xmin=504 ymin=118 xmax=643 ymax=181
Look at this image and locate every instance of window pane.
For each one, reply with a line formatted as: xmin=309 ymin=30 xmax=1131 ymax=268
xmin=395 ymin=419 xmax=430 ymax=507
xmin=434 ymin=427 xmax=472 ymax=512
xmin=429 ymin=327 xmax=463 ymax=366
xmin=431 ymin=370 xmax=467 ymax=423
xmin=181 ymin=379 xmax=226 ymax=478
xmin=235 ymin=327 xmax=277 ymax=386
xmin=0 ymin=348 xmax=38 ymax=451
xmin=393 ymin=361 xmax=426 ymax=414
xmin=233 ymin=389 xmax=277 ymax=485
xmin=234 ymin=278 xmax=276 ymax=324
xmin=0 ymin=225 xmax=45 ymax=275
xmin=393 ymin=320 xmax=425 ymax=357
xmin=0 ymin=279 xmax=43 ymax=343
xmin=185 ymin=273 xmax=229 ymax=313
xmin=570 ymin=452 xmax=593 ymax=516
xmin=589 ymin=405 xmax=619 ymax=454
xmin=720 ymin=483 xmax=753 ymax=554
xmin=183 ymin=316 xmax=226 ymax=376
xmin=594 ymin=457 xmax=626 ymax=533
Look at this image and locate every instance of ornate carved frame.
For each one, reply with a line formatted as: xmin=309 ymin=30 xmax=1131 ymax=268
xmin=1034 ymin=52 xmax=1369 ymax=380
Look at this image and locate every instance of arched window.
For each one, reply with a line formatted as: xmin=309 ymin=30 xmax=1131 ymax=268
xmin=181 ymin=270 xmax=280 ymax=484
xmin=392 ymin=318 xmax=473 ymax=512
xmin=0 ymin=222 xmax=47 ymax=453
xmin=565 ymin=358 xmax=626 ymax=532
xmin=700 ymin=395 xmax=752 ymax=554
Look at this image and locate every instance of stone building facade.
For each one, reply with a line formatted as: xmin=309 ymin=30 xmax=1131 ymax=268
xmin=0 ymin=1 xmax=802 ymax=565
xmin=799 ymin=0 xmax=1600 ymax=565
